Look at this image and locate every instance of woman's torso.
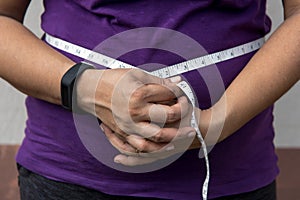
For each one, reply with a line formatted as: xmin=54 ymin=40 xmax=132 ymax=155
xmin=16 ymin=1 xmax=278 ymax=199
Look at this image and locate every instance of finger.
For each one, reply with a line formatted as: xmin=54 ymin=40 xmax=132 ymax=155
xmin=148 ymin=127 xmax=196 ymax=144
xmin=131 ymin=96 xmax=190 ymax=124
xmin=126 ymin=135 xmax=175 ymax=153
xmin=101 ymin=124 xmax=137 ymax=156
xmin=146 ymin=104 xmax=172 ymax=124
xmin=114 ymin=137 xmax=197 ymax=167
xmin=135 ymin=122 xmax=195 ymax=143
xmin=142 ymin=84 xmax=183 ymax=103
xmin=130 ymin=103 xmax=174 ymax=124
xmin=177 ymin=98 xmax=194 ymax=126
xmin=147 ymin=96 xmax=190 ymax=123
xmin=134 ymin=122 xmax=176 ymax=142
xmin=145 ymin=130 xmax=196 ymax=158
xmin=129 ymin=71 xmax=183 ymax=102
xmin=134 ymin=69 xmax=165 ymax=85
xmin=139 ymin=138 xmax=193 ymax=159
xmin=139 ymin=72 xmax=184 ymax=98
xmin=155 ymin=98 xmax=177 ymax=106
xmin=101 ymin=123 xmax=128 ymax=143
xmin=176 ymin=96 xmax=191 ymax=118
xmin=164 ymin=76 xmax=185 ymax=97
xmin=101 ymin=123 xmax=129 ymax=138
xmin=114 ymin=154 xmax=160 ymax=166
xmin=114 ymin=144 xmax=180 ymax=166
xmin=189 ymin=137 xmax=202 ymax=150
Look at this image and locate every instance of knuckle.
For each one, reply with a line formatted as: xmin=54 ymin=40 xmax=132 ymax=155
xmin=167 ymin=109 xmax=177 ymax=121
xmin=136 ymin=126 xmax=147 ymax=136
xmin=114 ymin=126 xmax=124 ymax=135
xmin=118 ymin=143 xmax=127 ymax=152
xmin=139 ymin=141 xmax=149 ymax=151
xmin=131 ymin=89 xmax=146 ymax=101
xmin=119 ymin=129 xmax=128 ymax=138
xmin=131 ymin=69 xmax=145 ymax=78
xmin=156 ymin=77 xmax=164 ymax=85
xmin=161 ymin=78 xmax=170 ymax=86
xmin=115 ymin=124 xmax=130 ymax=135
xmin=128 ymin=107 xmax=142 ymax=118
xmin=151 ymin=131 xmax=163 ymax=143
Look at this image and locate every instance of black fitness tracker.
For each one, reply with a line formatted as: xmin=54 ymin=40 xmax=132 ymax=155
xmin=61 ymin=62 xmax=94 ymax=112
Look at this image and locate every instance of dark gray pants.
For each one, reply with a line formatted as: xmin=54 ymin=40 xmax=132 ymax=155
xmin=17 ymin=164 xmax=276 ymax=200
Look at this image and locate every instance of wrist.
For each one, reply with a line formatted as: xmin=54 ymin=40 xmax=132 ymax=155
xmin=197 ymin=103 xmax=228 ymax=145
xmin=60 ymin=62 xmax=95 ymax=113
xmin=76 ymin=68 xmax=130 ymax=118
xmin=75 ymin=67 xmax=104 ymax=115
xmin=196 ymin=108 xmax=210 ymax=140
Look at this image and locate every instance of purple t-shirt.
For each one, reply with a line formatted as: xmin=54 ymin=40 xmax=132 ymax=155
xmin=17 ymin=0 xmax=278 ymax=199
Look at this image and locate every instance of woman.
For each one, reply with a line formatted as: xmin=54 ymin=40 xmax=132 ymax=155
xmin=0 ymin=0 xmax=299 ymax=199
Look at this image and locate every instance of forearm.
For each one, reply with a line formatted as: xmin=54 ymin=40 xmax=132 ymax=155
xmin=200 ymin=11 xmax=300 ymax=143
xmin=0 ymin=16 xmax=75 ymax=104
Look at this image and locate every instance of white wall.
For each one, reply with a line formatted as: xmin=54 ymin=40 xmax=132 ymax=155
xmin=0 ymin=0 xmax=299 ymax=147
xmin=0 ymin=0 xmax=43 ymax=144
xmin=266 ymin=1 xmax=300 ymax=147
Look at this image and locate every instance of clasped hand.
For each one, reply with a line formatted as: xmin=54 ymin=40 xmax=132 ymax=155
xmin=77 ymin=68 xmax=199 ymax=166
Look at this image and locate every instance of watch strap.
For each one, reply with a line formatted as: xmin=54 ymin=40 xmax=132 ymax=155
xmin=61 ymin=62 xmax=94 ymax=112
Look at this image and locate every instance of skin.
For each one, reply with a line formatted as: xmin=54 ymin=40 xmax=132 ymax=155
xmin=0 ymin=0 xmax=299 ymax=166
xmin=0 ymin=0 xmax=194 ymax=157
xmin=76 ymin=68 xmax=194 ymax=142
xmin=106 ymin=0 xmax=300 ymax=165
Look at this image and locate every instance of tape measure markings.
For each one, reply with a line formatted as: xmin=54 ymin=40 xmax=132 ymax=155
xmin=46 ymin=34 xmax=264 ymax=78
xmin=151 ymin=37 xmax=264 ymax=78
xmin=177 ymin=81 xmax=209 ymax=199
xmin=45 ymin=34 xmax=137 ymax=70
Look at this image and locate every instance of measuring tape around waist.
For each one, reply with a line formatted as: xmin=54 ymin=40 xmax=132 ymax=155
xmin=45 ymin=34 xmax=264 ymax=78
xmin=45 ymin=33 xmax=264 ymax=200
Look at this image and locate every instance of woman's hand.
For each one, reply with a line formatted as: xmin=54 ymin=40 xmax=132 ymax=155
xmin=76 ymin=68 xmax=195 ymax=144
xmin=99 ymin=94 xmax=198 ymax=166
xmin=101 ymin=123 xmax=196 ymax=166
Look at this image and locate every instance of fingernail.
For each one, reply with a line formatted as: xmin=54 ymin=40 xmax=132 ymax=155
xmin=188 ymin=132 xmax=196 ymax=138
xmin=169 ymin=76 xmax=181 ymax=83
xmin=100 ymin=124 xmax=104 ymax=132
xmin=166 ymin=144 xmax=175 ymax=151
xmin=114 ymin=158 xmax=121 ymax=164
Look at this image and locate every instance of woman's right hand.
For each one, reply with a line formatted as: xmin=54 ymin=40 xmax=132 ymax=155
xmin=76 ymin=68 xmax=195 ymax=145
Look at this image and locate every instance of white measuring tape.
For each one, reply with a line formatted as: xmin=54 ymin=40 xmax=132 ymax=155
xmin=45 ymin=33 xmax=264 ymax=200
